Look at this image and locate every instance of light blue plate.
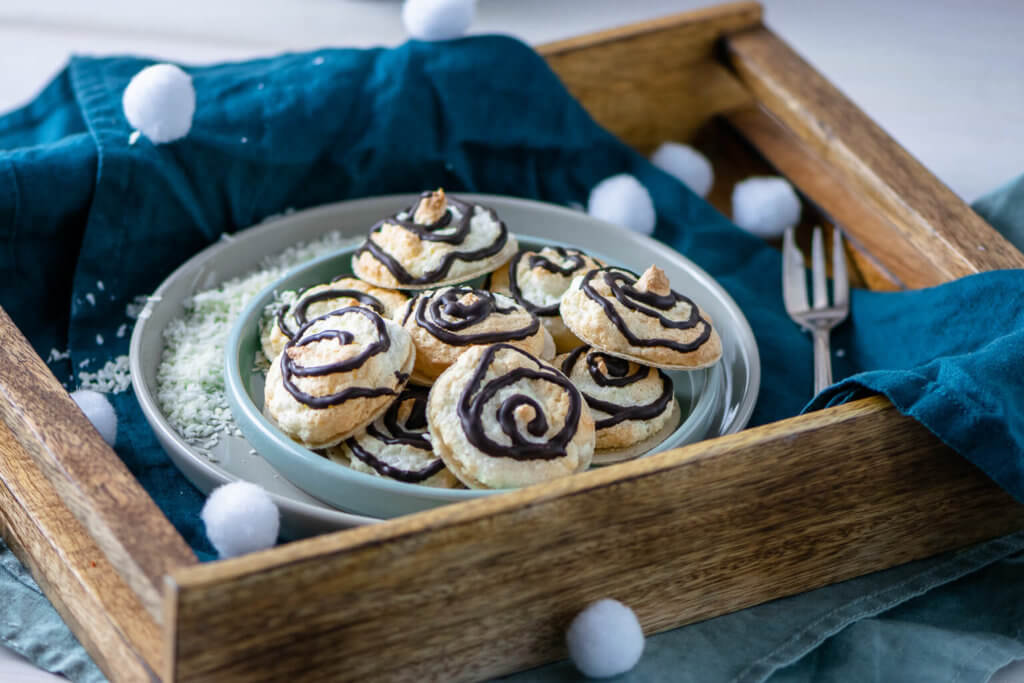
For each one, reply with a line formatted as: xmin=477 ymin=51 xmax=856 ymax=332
xmin=224 ymin=198 xmax=756 ymax=520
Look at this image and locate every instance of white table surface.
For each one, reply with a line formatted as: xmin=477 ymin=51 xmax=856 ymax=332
xmin=1 ymin=1 xmax=1022 ymax=680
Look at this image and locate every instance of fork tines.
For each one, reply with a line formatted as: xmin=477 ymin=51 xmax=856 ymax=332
xmin=783 ymin=226 xmax=849 ymax=329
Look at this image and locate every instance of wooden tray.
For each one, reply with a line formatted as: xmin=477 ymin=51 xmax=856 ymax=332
xmin=1 ymin=3 xmax=1023 ymax=680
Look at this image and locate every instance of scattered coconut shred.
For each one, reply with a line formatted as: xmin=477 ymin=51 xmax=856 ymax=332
xmin=79 ymin=355 xmax=132 ymax=394
xmin=156 ymin=230 xmax=350 ymax=454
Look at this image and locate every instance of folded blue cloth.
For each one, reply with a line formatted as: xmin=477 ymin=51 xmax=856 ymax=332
xmin=0 ymin=36 xmax=1021 ymax=682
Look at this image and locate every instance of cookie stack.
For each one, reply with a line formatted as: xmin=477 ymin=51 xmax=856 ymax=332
xmin=558 ymin=264 xmax=721 ymax=464
xmin=260 ymin=189 xmax=721 ymax=492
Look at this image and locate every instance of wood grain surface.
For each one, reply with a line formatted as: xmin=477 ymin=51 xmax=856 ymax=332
xmin=0 ymin=308 xmax=197 ymax=624
xmin=0 ymin=418 xmax=162 ymax=681
xmin=689 ymin=116 xmax=899 ymax=291
xmin=165 ymin=395 xmax=1024 ymax=682
xmin=541 ymin=2 xmax=760 ymax=152
xmin=725 ymin=26 xmax=1024 ymax=279
xmin=722 ymin=107 xmax=922 ymax=290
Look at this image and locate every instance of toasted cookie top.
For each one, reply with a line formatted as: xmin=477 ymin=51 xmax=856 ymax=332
xmin=263 ymin=306 xmax=414 ymax=449
xmin=352 ymin=189 xmax=517 ymax=289
xmin=556 ymin=345 xmax=677 ymax=451
xmin=489 ymin=246 xmax=604 ymax=317
xmin=395 ymin=286 xmax=550 ymax=383
xmin=261 ymin=278 xmax=407 ymax=362
xmin=560 ymin=265 xmax=722 ymax=369
xmin=427 ymin=344 xmax=594 ymax=489
xmin=325 ymin=386 xmax=458 ymax=488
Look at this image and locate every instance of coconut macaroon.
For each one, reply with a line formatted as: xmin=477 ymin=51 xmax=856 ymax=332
xmin=560 ymin=265 xmax=722 ymax=369
xmin=263 ymin=307 xmax=415 ymax=449
xmin=427 ymin=344 xmax=595 ymax=490
xmin=352 ymin=189 xmax=518 ymax=290
xmin=324 ymin=387 xmax=458 ymax=488
xmin=488 ymin=246 xmax=604 ymax=353
xmin=395 ymin=286 xmax=554 ymax=385
xmin=261 ymin=278 xmax=408 ymax=361
xmin=556 ymin=346 xmax=680 ymax=464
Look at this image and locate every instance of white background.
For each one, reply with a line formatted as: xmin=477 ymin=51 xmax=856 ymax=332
xmin=0 ymin=1 xmax=1022 ymax=680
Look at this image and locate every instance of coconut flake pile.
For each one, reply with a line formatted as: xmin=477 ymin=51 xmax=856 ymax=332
xmin=156 ymin=230 xmax=350 ymax=454
xmin=79 ymin=355 xmax=132 ymax=394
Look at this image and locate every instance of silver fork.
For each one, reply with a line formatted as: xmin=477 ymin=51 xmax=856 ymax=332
xmin=782 ymin=226 xmax=850 ymax=394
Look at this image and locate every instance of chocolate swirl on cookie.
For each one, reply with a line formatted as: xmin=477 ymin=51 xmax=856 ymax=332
xmin=281 ymin=307 xmax=401 ymax=409
xmin=402 ymin=287 xmax=539 ymax=345
xmin=561 ymin=346 xmax=673 ymax=429
xmin=275 ymin=287 xmax=387 ymax=340
xmin=353 ymin=190 xmax=510 ymax=286
xmin=507 ymin=247 xmax=589 ymax=316
xmin=459 ymin=344 xmax=582 ymax=460
xmin=344 ymin=387 xmax=445 ymax=483
xmin=580 ymin=267 xmax=713 ymax=352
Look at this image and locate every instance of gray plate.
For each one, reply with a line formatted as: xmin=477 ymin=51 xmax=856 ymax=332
xmin=130 ymin=194 xmax=761 ymax=538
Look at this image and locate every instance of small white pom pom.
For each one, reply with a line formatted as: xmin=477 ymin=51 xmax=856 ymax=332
xmin=650 ymin=142 xmax=714 ymax=198
xmin=403 ymin=0 xmax=475 ymax=41
xmin=201 ymin=482 xmax=280 ymax=558
xmin=587 ymin=174 xmax=657 ymax=235
xmin=122 ymin=64 xmax=196 ymax=144
xmin=731 ymin=176 xmax=802 ymax=239
xmin=69 ymin=389 xmax=117 ymax=446
xmin=567 ymin=599 xmax=645 ymax=678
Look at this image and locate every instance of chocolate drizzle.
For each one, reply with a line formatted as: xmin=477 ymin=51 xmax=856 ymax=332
xmin=344 ymin=387 xmax=445 ymax=483
xmin=353 ymin=192 xmax=509 ymax=285
xmin=280 ymin=306 xmax=401 ymax=409
xmin=458 ymin=344 xmax=582 ymax=460
xmin=561 ymin=346 xmax=673 ymax=430
xmin=404 ymin=287 xmax=540 ymax=346
xmin=580 ymin=267 xmax=712 ymax=352
xmin=507 ymin=247 xmax=590 ymax=316
xmin=275 ymin=287 xmax=387 ymax=340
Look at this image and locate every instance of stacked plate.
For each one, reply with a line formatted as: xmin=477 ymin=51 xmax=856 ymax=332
xmin=130 ymin=195 xmax=760 ymax=537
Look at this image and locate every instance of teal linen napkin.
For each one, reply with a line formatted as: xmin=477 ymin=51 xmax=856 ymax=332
xmin=0 ymin=36 xmax=1022 ymax=681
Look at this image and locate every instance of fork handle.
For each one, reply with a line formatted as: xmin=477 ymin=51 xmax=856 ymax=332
xmin=812 ymin=326 xmax=833 ymax=394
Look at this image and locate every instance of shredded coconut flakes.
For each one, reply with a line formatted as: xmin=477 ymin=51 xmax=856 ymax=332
xmin=79 ymin=355 xmax=131 ymax=394
xmin=155 ymin=230 xmax=349 ymax=453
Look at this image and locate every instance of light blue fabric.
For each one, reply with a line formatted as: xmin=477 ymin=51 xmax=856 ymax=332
xmin=0 ymin=36 xmax=1022 ymax=682
xmin=0 ymin=542 xmax=104 ymax=682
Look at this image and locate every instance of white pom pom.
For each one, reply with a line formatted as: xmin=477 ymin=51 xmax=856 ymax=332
xmin=587 ymin=174 xmax=657 ymax=235
xmin=650 ymin=142 xmax=714 ymax=198
xmin=122 ymin=64 xmax=196 ymax=144
xmin=731 ymin=176 xmax=802 ymax=238
xmin=69 ymin=389 xmax=117 ymax=447
xmin=567 ymin=599 xmax=645 ymax=678
xmin=403 ymin=0 xmax=475 ymax=41
xmin=201 ymin=482 xmax=280 ymax=558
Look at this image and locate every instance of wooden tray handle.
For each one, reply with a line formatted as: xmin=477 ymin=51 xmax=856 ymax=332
xmin=0 ymin=306 xmax=197 ymax=626
xmin=724 ymin=26 xmax=1024 ymax=285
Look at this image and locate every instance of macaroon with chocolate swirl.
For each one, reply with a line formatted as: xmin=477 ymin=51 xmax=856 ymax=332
xmin=352 ymin=189 xmax=518 ymax=290
xmin=556 ymin=345 xmax=681 ymax=464
xmin=559 ymin=265 xmax=722 ymax=369
xmin=324 ymin=387 xmax=459 ymax=488
xmin=260 ymin=277 xmax=408 ymax=362
xmin=488 ymin=246 xmax=604 ymax=353
xmin=263 ymin=306 xmax=415 ymax=449
xmin=394 ymin=286 xmax=554 ymax=385
xmin=427 ymin=344 xmax=595 ymax=489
